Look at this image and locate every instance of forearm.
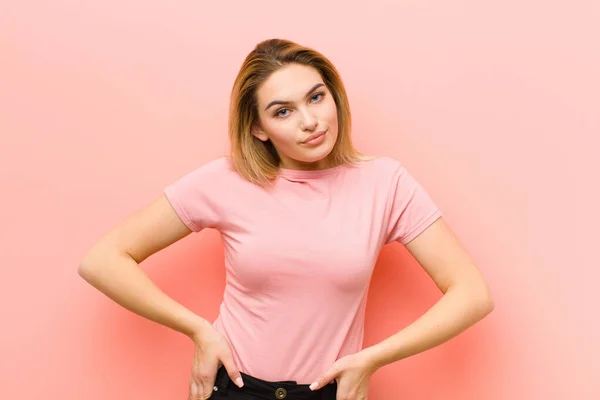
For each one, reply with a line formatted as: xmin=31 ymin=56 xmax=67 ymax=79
xmin=78 ymin=249 xmax=210 ymax=339
xmin=363 ymin=284 xmax=494 ymax=370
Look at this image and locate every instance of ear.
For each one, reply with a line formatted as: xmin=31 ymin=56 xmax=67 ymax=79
xmin=251 ymin=124 xmax=269 ymax=142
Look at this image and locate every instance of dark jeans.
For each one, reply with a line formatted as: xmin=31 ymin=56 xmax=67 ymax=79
xmin=211 ymin=365 xmax=337 ymax=400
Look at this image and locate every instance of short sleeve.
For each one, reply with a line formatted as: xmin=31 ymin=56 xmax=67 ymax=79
xmin=384 ymin=163 xmax=442 ymax=245
xmin=163 ymin=157 xmax=230 ymax=232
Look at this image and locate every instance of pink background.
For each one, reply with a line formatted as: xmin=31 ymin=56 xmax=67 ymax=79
xmin=1 ymin=1 xmax=598 ymax=399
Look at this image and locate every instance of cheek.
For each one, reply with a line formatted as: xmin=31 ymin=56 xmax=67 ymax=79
xmin=325 ymin=100 xmax=338 ymax=124
xmin=264 ymin=124 xmax=296 ymax=146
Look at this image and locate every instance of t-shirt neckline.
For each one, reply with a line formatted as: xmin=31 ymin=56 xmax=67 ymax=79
xmin=277 ymin=164 xmax=345 ymax=179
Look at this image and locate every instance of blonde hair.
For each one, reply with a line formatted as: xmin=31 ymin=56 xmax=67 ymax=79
xmin=228 ymin=38 xmax=365 ymax=185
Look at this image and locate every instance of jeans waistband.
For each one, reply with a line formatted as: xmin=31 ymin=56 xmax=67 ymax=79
xmin=214 ymin=365 xmax=337 ymax=400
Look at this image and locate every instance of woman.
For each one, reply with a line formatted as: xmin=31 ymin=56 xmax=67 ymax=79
xmin=78 ymin=38 xmax=494 ymax=400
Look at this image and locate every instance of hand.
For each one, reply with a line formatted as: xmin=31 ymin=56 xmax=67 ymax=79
xmin=308 ymin=351 xmax=378 ymax=400
xmin=187 ymin=322 xmax=244 ymax=400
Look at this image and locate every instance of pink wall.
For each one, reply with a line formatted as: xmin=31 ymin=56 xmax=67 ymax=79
xmin=1 ymin=1 xmax=598 ymax=398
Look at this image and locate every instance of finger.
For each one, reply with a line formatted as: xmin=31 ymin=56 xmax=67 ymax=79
xmin=220 ymin=355 xmax=244 ymax=388
xmin=189 ymin=377 xmax=199 ymax=400
xmin=309 ymin=371 xmax=336 ymax=391
xmin=200 ymin=374 xmax=216 ymax=399
xmin=190 ymin=367 xmax=215 ymax=400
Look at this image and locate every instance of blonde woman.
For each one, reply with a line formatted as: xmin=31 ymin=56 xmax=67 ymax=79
xmin=78 ymin=38 xmax=494 ymax=400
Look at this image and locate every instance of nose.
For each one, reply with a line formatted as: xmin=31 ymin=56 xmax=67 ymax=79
xmin=299 ymin=109 xmax=318 ymax=131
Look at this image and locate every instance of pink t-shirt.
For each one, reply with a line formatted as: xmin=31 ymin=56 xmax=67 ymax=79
xmin=164 ymin=156 xmax=441 ymax=384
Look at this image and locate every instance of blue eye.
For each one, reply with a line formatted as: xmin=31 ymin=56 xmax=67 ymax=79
xmin=312 ymin=92 xmax=324 ymax=101
xmin=274 ymin=92 xmax=325 ymax=118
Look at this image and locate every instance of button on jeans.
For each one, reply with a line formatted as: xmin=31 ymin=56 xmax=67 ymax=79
xmin=210 ymin=365 xmax=337 ymax=400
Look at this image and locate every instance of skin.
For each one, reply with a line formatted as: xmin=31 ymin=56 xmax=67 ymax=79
xmin=78 ymin=62 xmax=494 ymax=400
xmin=308 ymin=218 xmax=495 ymax=399
xmin=252 ymin=63 xmax=340 ymax=170
xmin=251 ymin=64 xmax=495 ymax=399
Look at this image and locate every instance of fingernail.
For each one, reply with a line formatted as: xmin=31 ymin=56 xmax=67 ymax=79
xmin=309 ymin=382 xmax=318 ymax=391
xmin=235 ymin=377 xmax=244 ymax=388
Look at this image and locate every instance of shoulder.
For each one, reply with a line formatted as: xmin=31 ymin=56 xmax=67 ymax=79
xmin=196 ymin=156 xmax=235 ymax=174
xmin=351 ymin=155 xmax=407 ymax=178
xmin=346 ymin=156 xmax=427 ymax=198
xmin=181 ymin=156 xmax=239 ymax=182
xmin=166 ymin=156 xmax=246 ymax=193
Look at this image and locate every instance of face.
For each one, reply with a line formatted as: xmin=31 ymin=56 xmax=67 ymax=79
xmin=252 ymin=63 xmax=339 ymax=170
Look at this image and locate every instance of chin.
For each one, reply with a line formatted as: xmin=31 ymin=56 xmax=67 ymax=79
xmin=296 ymin=147 xmax=334 ymax=164
xmin=281 ymin=133 xmax=338 ymax=166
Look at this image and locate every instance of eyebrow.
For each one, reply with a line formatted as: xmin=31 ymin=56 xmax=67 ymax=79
xmin=264 ymin=83 xmax=325 ymax=111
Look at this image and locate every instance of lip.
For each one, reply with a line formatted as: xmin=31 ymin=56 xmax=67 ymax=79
xmin=302 ymin=130 xmax=327 ymax=144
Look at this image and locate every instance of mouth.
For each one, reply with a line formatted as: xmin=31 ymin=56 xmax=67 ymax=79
xmin=301 ymin=130 xmax=327 ymax=144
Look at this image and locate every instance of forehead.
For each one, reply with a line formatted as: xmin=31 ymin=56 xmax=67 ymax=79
xmin=257 ymin=64 xmax=324 ymax=104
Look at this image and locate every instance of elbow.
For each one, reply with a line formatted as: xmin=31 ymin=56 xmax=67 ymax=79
xmin=78 ymin=243 xmax=132 ymax=282
xmin=481 ymin=293 xmax=495 ymax=316
xmin=78 ymin=257 xmax=98 ymax=282
xmin=77 ymin=244 xmax=111 ymax=281
xmin=475 ymin=284 xmax=495 ymax=317
xmin=450 ymin=280 xmax=495 ymax=318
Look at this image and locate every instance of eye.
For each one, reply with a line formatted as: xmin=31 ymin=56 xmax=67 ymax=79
xmin=275 ymin=108 xmax=289 ymax=117
xmin=311 ymin=92 xmax=325 ymax=102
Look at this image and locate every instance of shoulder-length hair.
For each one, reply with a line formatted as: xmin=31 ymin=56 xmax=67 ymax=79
xmin=228 ymin=38 xmax=364 ymax=185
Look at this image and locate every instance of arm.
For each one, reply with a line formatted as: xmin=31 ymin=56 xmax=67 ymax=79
xmin=362 ymin=217 xmax=495 ymax=370
xmin=77 ymin=194 xmax=212 ymax=339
